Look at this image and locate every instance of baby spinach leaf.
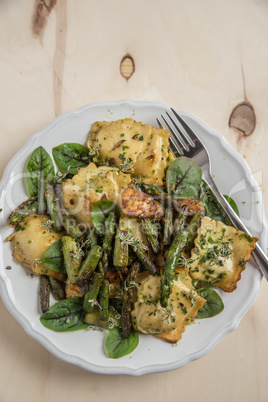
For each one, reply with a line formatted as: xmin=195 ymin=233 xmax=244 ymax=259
xmin=224 ymin=195 xmax=240 ymax=217
xmin=166 ymin=157 xmax=202 ymax=199
xmin=42 ymin=239 xmax=66 ymax=273
xmin=52 ymin=143 xmax=92 ymax=175
xmin=105 ymin=327 xmax=139 ymax=359
xmin=200 ymin=181 xmax=232 ymax=225
xmin=40 ymin=297 xmax=90 ymax=332
xmin=91 ymin=201 xmax=120 ymax=235
xmin=26 ymin=146 xmax=55 ymax=196
xmin=196 ymin=286 xmax=224 ymax=318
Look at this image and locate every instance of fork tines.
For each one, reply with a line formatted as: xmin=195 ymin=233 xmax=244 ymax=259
xmin=157 ymin=108 xmax=202 ymax=158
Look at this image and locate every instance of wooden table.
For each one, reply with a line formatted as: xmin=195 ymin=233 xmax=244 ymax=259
xmin=0 ymin=1 xmax=267 ymax=401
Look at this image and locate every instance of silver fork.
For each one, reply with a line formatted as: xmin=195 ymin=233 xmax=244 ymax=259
xmin=157 ymin=108 xmax=268 ymax=280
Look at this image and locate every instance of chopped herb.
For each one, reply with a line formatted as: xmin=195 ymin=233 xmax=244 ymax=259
xmin=132 ymin=176 xmax=145 ymax=186
xmin=112 ymin=140 xmax=126 ymax=151
xmin=95 ymin=186 xmax=103 ymax=194
xmin=119 ymin=230 xmax=148 ymax=252
xmin=119 ymin=154 xmax=134 ymax=173
xmin=41 ymin=219 xmax=54 ymax=233
xmin=54 ymin=167 xmax=71 ymax=184
xmin=15 ymin=224 xmax=26 ymax=232
xmin=239 ymin=233 xmax=254 ymax=242
xmin=69 ymin=242 xmax=85 ymax=260
xmin=88 ymin=147 xmax=100 ymax=157
xmin=181 ymin=306 xmax=188 ymax=314
xmin=177 ymin=255 xmax=194 ymax=270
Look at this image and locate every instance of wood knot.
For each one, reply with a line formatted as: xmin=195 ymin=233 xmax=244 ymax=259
xmin=32 ymin=0 xmax=57 ymax=37
xmin=229 ymin=101 xmax=256 ymax=136
xmin=120 ymin=54 xmax=135 ymax=80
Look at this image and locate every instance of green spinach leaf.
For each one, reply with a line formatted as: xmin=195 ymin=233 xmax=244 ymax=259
xmin=40 ymin=297 xmax=90 ymax=331
xmin=200 ymin=181 xmax=240 ymax=225
xmin=42 ymin=239 xmax=66 ymax=273
xmin=105 ymin=327 xmax=139 ymax=359
xmin=52 ymin=143 xmax=92 ymax=175
xmin=166 ymin=157 xmax=202 ymax=199
xmin=26 ymin=146 xmax=55 ymax=196
xmin=196 ymin=286 xmax=224 ymax=318
xmin=224 ymin=195 xmax=240 ymax=217
xmin=91 ymin=200 xmax=120 ymax=235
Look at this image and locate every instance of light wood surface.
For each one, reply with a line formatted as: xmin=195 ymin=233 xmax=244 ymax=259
xmin=0 ymin=1 xmax=267 ymax=401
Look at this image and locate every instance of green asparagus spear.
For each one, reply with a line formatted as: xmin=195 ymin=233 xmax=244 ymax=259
xmin=46 ymin=179 xmax=83 ymax=238
xmin=121 ymin=260 xmax=141 ymax=338
xmin=99 ymin=279 xmax=109 ymax=321
xmin=118 ymin=229 xmax=157 ymax=275
xmin=40 ymin=275 xmax=50 ymax=313
xmin=163 ymin=207 xmax=173 ymax=246
xmin=86 ymin=227 xmax=98 ymax=249
xmin=184 ymin=214 xmax=202 ymax=253
xmin=49 ymin=277 xmax=66 ymax=300
xmin=103 ymin=212 xmax=117 ymax=251
xmin=83 ymin=272 xmax=103 ymax=313
xmin=8 ymin=196 xmax=38 ymax=226
xmin=37 ymin=178 xmax=47 ymax=215
xmin=160 ymin=210 xmax=202 ymax=307
xmin=98 ymin=259 xmax=104 ymax=276
xmin=156 ymin=193 xmax=182 ymax=213
xmin=172 ymin=206 xmax=189 ymax=236
xmin=45 ymin=183 xmax=63 ymax=232
xmin=62 ymin=209 xmax=84 ymax=239
xmin=113 ymin=228 xmax=129 ymax=268
xmin=141 ymin=219 xmax=160 ymax=254
xmin=141 ymin=184 xmax=165 ymax=196
xmin=62 ymin=235 xmax=83 ymax=284
xmin=84 ymin=306 xmax=120 ymax=329
xmin=130 ymin=242 xmax=157 ymax=275
xmin=76 ymin=245 xmax=103 ymax=288
xmin=46 ymin=182 xmax=55 ymax=214
xmin=102 ymin=251 xmax=109 ymax=276
xmin=102 ymin=212 xmax=116 ymax=274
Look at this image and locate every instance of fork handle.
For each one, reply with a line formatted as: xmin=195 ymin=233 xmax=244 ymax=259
xmin=204 ymin=176 xmax=268 ymax=281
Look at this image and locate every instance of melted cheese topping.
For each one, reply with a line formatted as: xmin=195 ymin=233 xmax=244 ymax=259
xmin=62 ymin=163 xmax=131 ymax=226
xmin=87 ymin=118 xmax=173 ymax=185
xmin=131 ymin=269 xmax=206 ymax=343
xmin=189 ymin=217 xmax=258 ymax=292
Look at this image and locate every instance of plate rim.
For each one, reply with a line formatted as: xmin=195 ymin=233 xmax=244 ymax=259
xmin=0 ymin=99 xmax=266 ymax=376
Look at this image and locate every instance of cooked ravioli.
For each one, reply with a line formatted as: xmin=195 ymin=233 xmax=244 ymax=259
xmin=87 ymin=118 xmax=174 ymax=185
xmin=131 ymin=269 xmax=206 ymax=343
xmin=8 ymin=214 xmax=65 ymax=280
xmin=189 ymin=217 xmax=258 ymax=292
xmin=62 ymin=163 xmax=131 ymax=226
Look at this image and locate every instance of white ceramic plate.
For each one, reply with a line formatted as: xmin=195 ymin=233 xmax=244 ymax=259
xmin=0 ymin=100 xmax=266 ymax=376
